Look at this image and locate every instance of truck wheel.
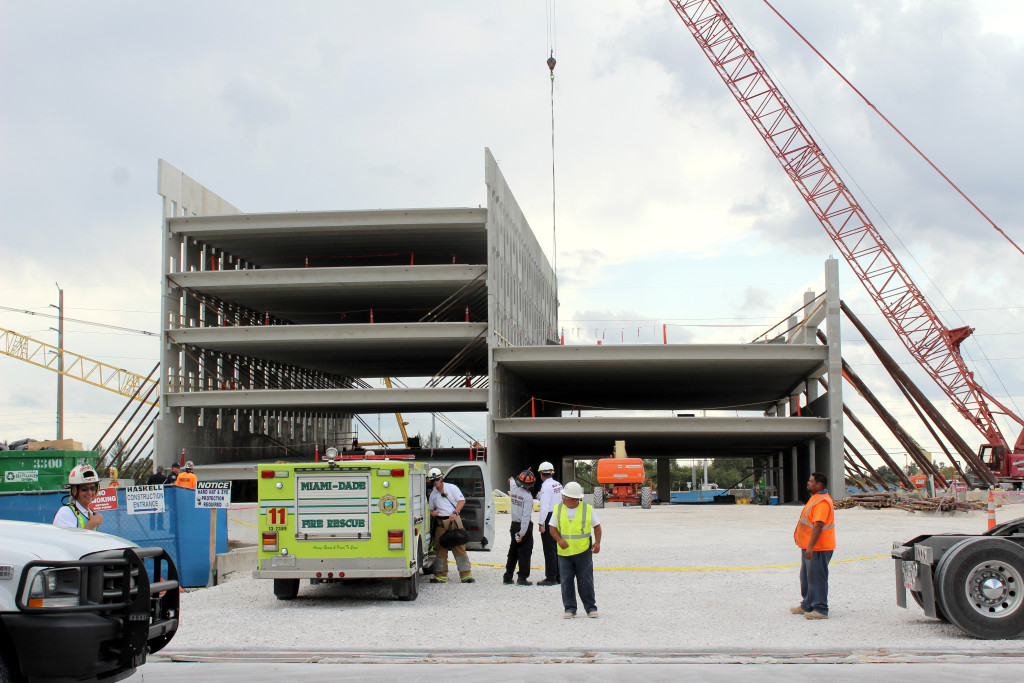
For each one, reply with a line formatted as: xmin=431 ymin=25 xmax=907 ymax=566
xmin=593 ymin=486 xmax=605 ymax=509
xmin=0 ymin=652 xmax=14 ymax=683
xmin=273 ymin=578 xmax=300 ymax=601
xmin=395 ymin=570 xmax=419 ymax=601
xmin=640 ymin=487 xmax=652 ymax=509
xmin=419 ymin=541 xmax=434 ymax=575
xmin=935 ymin=537 xmax=1024 ymax=639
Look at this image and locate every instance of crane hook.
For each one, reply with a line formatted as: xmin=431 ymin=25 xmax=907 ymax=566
xmin=547 ymin=50 xmax=556 ymax=80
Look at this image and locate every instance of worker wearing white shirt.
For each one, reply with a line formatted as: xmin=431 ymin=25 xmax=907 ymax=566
xmin=427 ymin=468 xmax=475 ymax=584
xmin=536 ymin=461 xmax=563 ymax=586
xmin=53 ymin=464 xmax=103 ymax=530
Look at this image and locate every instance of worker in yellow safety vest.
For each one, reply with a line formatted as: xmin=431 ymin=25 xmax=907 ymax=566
xmin=547 ymin=481 xmax=602 ymax=619
xmin=52 ymin=464 xmax=104 ymax=530
xmin=791 ymin=472 xmax=835 ymax=619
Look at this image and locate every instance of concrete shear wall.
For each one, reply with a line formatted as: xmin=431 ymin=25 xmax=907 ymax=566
xmin=483 ymin=148 xmax=558 ymax=479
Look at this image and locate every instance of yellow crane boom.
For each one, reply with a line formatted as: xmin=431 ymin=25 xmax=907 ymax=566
xmin=0 ymin=326 xmax=158 ymax=405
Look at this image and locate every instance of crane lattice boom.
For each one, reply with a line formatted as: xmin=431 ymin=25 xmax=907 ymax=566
xmin=669 ymin=0 xmax=1023 ymax=455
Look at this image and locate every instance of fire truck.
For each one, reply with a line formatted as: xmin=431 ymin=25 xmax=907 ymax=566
xmin=254 ymin=451 xmax=491 ymax=601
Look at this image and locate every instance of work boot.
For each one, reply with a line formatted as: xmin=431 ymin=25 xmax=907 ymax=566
xmin=804 ymin=611 xmax=828 ymax=620
xmin=790 ymin=605 xmax=809 ymax=614
xmin=516 ymin=578 xmax=532 ymax=586
xmin=461 ymin=576 xmax=476 ymax=584
xmin=537 ymin=579 xmax=559 ymax=586
xmin=430 ymin=577 xmax=446 ymax=584
xmin=562 ymin=611 xmax=575 ymax=619
xmin=503 ymin=575 xmax=514 ymax=585
xmin=587 ymin=611 xmax=599 ymax=618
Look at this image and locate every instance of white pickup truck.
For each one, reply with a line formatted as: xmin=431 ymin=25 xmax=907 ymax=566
xmin=0 ymin=520 xmax=179 ymax=683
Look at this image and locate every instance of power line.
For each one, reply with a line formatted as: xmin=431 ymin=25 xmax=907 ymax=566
xmin=0 ymin=305 xmax=157 ymax=336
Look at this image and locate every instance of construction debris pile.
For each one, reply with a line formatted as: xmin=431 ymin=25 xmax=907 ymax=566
xmin=836 ymin=492 xmax=986 ymax=513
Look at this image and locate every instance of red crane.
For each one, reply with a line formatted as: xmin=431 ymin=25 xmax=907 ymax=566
xmin=668 ymin=0 xmax=1023 ymax=486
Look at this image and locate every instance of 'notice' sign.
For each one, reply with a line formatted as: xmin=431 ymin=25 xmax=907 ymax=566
xmin=126 ymin=485 xmax=165 ymax=515
xmin=195 ymin=481 xmax=231 ymax=509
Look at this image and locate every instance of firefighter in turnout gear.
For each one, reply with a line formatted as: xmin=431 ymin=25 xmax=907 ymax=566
xmin=52 ymin=464 xmax=103 ymax=530
xmin=427 ymin=467 xmax=475 ymax=584
xmin=504 ymin=469 xmax=536 ymax=585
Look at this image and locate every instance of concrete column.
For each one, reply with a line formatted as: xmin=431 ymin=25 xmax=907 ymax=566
xmin=562 ymin=457 xmax=576 ymax=485
xmin=657 ymin=457 xmax=671 ymax=504
xmin=790 ymin=447 xmax=798 ymax=503
xmin=824 ymin=257 xmax=845 ymax=499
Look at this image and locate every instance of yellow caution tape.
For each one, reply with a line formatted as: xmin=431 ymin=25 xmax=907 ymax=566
xmin=474 ymin=554 xmax=888 ymax=572
xmin=227 ymin=517 xmax=258 ymax=528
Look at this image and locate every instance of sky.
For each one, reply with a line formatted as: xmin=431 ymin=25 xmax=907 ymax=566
xmin=1 ymin=0 xmax=1021 ymax=474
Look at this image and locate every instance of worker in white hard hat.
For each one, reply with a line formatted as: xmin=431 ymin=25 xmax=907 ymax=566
xmin=53 ymin=464 xmax=104 ymax=530
xmin=547 ymin=481 xmax=602 ymax=618
xmin=426 ymin=467 xmax=475 ymax=584
xmin=535 ymin=461 xmax=563 ymax=586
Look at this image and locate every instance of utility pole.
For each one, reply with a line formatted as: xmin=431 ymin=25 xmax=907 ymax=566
xmin=50 ymin=283 xmax=64 ymax=440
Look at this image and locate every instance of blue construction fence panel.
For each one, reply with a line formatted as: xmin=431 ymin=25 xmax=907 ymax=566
xmin=0 ymin=486 xmax=227 ymax=587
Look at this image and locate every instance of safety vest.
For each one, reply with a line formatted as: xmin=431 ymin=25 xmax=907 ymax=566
xmin=794 ymin=492 xmax=835 ymax=551
xmin=554 ymin=502 xmax=592 ymax=556
xmin=67 ymin=502 xmax=89 ymax=529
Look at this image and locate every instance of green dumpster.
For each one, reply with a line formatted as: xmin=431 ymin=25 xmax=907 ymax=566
xmin=0 ymin=451 xmax=97 ymax=492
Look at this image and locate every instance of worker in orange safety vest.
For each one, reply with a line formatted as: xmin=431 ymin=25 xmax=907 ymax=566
xmin=791 ymin=471 xmax=835 ymax=620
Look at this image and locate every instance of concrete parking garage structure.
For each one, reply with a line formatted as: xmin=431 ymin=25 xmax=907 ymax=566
xmin=155 ymin=151 xmax=842 ymax=501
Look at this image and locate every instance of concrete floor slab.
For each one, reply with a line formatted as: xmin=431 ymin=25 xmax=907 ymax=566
xmin=165 ymin=387 xmax=488 ymax=413
xmin=168 ymin=322 xmax=487 ymax=376
xmin=172 ymin=265 xmax=486 ymax=324
xmin=494 ymin=344 xmax=827 ymax=410
xmin=168 ymin=208 xmax=487 ymax=269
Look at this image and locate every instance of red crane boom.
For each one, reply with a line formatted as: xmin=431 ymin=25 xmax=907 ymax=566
xmin=668 ymin=0 xmax=1024 ymax=483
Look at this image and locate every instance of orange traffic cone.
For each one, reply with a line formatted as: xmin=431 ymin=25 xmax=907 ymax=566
xmin=987 ymin=489 xmax=997 ymax=530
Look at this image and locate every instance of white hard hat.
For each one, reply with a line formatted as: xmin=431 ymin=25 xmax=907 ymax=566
xmin=562 ymin=481 xmax=584 ymax=499
xmin=427 ymin=467 xmax=443 ymax=482
xmin=538 ymin=461 xmax=555 ymax=473
xmin=184 ymin=460 xmax=194 ymax=471
xmin=67 ymin=464 xmax=99 ymax=488
xmin=364 ymin=450 xmax=375 ymax=456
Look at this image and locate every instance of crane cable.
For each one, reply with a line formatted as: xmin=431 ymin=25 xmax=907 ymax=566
xmin=546 ymin=0 xmax=558 ymax=278
xmin=761 ymin=0 xmax=1024 ymax=259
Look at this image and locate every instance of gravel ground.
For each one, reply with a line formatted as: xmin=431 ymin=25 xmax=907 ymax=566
xmin=166 ymin=503 xmax=1024 ymax=653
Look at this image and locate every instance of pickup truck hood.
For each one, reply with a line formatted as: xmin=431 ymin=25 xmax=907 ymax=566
xmin=0 ymin=520 xmax=136 ymax=564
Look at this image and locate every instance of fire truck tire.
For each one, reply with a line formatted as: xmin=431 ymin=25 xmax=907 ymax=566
xmin=419 ymin=541 xmax=434 ymax=575
xmin=640 ymin=487 xmax=652 ymax=509
xmin=273 ymin=578 xmax=300 ymax=601
xmin=395 ymin=570 xmax=419 ymax=601
xmin=935 ymin=537 xmax=1024 ymax=639
xmin=910 ymin=590 xmax=947 ymax=622
xmin=593 ymin=486 xmax=605 ymax=508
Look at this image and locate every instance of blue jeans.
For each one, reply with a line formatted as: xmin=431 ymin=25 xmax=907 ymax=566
xmin=799 ymin=549 xmax=833 ymax=615
xmin=557 ymin=548 xmax=596 ymax=615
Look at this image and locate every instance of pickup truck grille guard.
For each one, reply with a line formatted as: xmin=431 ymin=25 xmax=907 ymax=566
xmin=15 ymin=546 xmax=180 ymax=658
